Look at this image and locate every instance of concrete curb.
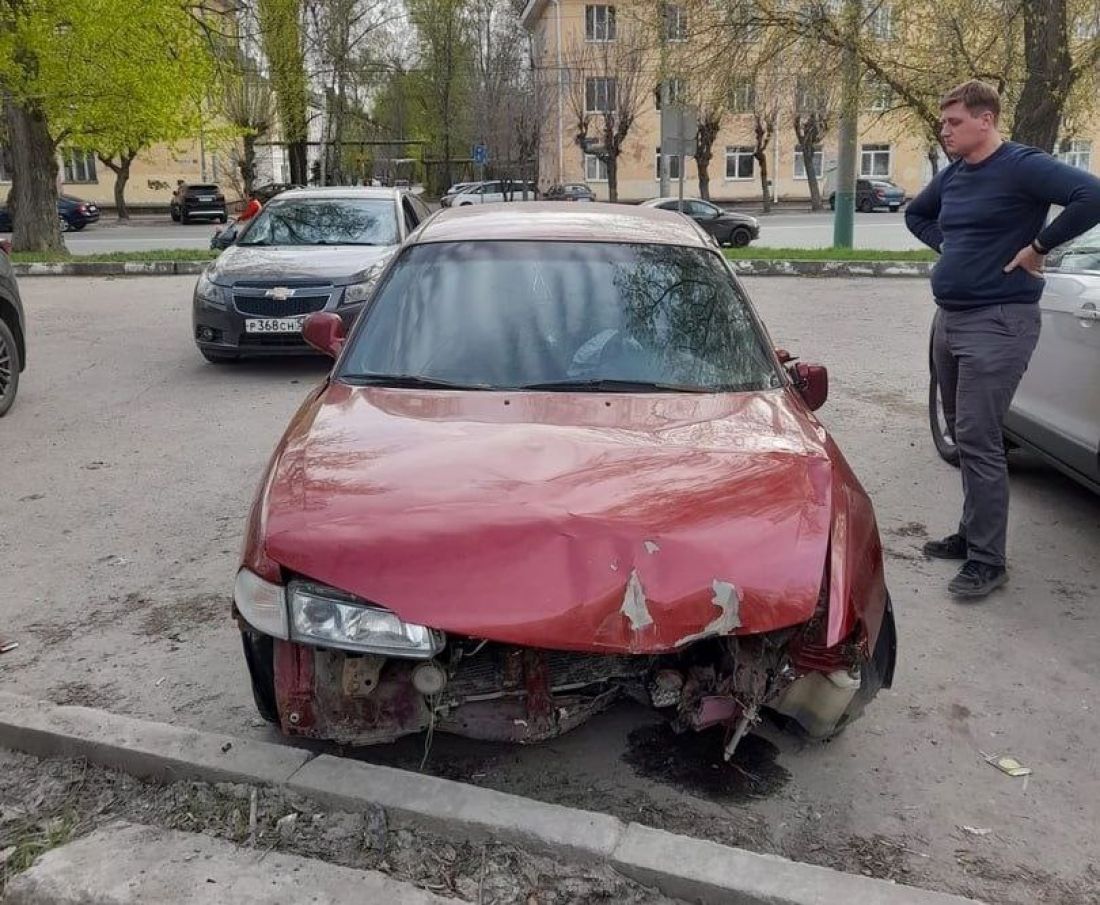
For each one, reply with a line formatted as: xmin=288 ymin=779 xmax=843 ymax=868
xmin=728 ymin=259 xmax=932 ymax=278
xmin=0 ymin=693 xmax=984 ymax=905
xmin=11 ymin=261 xmax=208 ymax=277
xmin=7 ymin=260 xmax=931 ymax=279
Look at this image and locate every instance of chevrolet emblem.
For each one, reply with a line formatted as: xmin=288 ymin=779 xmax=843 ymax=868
xmin=264 ymin=286 xmax=295 ymax=301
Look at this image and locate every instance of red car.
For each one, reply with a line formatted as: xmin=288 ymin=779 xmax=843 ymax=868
xmin=234 ymin=203 xmax=896 ymax=759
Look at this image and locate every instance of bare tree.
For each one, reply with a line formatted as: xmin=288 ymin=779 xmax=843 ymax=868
xmin=568 ymin=23 xmax=650 ymax=202
xmin=221 ymin=64 xmax=277 ymax=195
xmin=791 ymin=68 xmax=837 ymax=210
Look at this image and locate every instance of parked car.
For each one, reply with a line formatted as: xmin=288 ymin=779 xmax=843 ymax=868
xmin=544 ymin=183 xmax=597 ymax=202
xmin=0 ymin=242 xmax=26 ymax=417
xmin=829 ymin=179 xmax=906 ymax=213
xmin=171 ymin=183 xmax=228 ymax=224
xmin=930 ymin=224 xmax=1100 ymax=493
xmin=192 ymin=187 xmax=432 ymax=363
xmin=232 ymin=202 xmax=897 ymax=758
xmin=439 ymin=182 xmax=480 ymax=208
xmin=448 ymin=180 xmax=539 ymax=207
xmin=641 ymin=197 xmax=760 ymax=247
xmin=250 ymin=183 xmax=302 ymax=205
xmin=0 ymin=195 xmax=100 ymax=233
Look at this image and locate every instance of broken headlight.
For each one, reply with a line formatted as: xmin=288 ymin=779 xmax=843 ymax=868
xmin=234 ymin=568 xmax=290 ymax=639
xmin=288 ymin=581 xmax=445 ymax=659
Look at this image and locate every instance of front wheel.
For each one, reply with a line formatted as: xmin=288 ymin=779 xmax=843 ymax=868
xmin=0 ymin=318 xmax=21 ymax=418
xmin=858 ymin=197 xmax=874 ymax=213
xmin=730 ymin=228 xmax=751 ymax=248
xmin=240 ymin=630 xmax=278 ymax=724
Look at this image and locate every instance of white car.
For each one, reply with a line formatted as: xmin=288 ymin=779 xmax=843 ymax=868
xmin=450 ymin=180 xmax=539 ymax=206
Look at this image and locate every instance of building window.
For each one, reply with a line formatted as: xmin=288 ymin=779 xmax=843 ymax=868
xmin=860 ymin=143 xmax=892 ymax=177
xmin=725 ymin=146 xmax=755 ymax=179
xmin=584 ymin=153 xmax=609 ymax=182
xmin=727 ymin=78 xmax=756 ymax=113
xmin=585 ymin=77 xmax=616 ymax=114
xmin=655 ymin=147 xmax=682 ymax=180
xmin=662 ymin=3 xmax=688 ymax=41
xmin=1057 ymin=139 xmax=1092 ymax=171
xmin=62 ymin=149 xmax=98 ymax=184
xmin=866 ymin=77 xmax=893 ymax=112
xmin=585 ymin=5 xmax=616 ymax=42
xmin=867 ymin=4 xmax=894 ymax=40
xmin=794 ymin=145 xmax=823 ymax=179
xmin=654 ymin=77 xmax=687 ymax=110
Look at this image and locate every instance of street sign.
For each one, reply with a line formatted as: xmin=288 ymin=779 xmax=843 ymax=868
xmin=660 ymin=104 xmax=698 ymax=157
xmin=472 ymin=143 xmax=488 ymax=166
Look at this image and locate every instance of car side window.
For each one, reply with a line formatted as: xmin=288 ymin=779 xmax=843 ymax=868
xmin=401 ymin=197 xmax=418 ymax=234
xmin=410 ymin=195 xmax=431 ymax=223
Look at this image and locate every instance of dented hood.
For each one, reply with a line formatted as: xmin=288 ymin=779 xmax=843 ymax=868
xmin=262 ymin=385 xmax=836 ymax=653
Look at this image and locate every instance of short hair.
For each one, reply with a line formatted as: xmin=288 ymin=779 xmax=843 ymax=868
xmin=940 ymin=80 xmax=1001 ymax=121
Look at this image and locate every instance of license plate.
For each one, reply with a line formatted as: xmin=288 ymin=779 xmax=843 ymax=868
xmin=245 ymin=317 xmax=303 ymax=334
xmin=199 ymin=195 xmax=214 ymax=202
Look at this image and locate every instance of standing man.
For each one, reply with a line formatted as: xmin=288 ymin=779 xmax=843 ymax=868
xmin=906 ymin=80 xmax=1100 ymax=600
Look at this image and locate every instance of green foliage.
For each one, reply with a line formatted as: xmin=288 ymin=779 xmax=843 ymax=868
xmin=0 ymin=0 xmax=214 ymax=156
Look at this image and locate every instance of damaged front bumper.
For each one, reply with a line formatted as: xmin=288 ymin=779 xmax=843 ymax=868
xmin=242 ymin=594 xmax=895 ymax=756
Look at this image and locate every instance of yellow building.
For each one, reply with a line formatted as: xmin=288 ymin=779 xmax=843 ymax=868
xmin=520 ymin=0 xmax=1098 ymax=204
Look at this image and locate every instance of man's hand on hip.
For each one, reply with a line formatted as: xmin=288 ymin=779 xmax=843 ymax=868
xmin=1004 ymin=245 xmax=1046 ymax=276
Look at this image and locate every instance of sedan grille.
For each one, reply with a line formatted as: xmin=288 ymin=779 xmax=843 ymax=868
xmin=234 ymin=295 xmax=329 ymax=317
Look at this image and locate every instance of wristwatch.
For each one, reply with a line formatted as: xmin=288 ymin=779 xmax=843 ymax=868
xmin=1031 ymin=239 xmax=1049 ymax=256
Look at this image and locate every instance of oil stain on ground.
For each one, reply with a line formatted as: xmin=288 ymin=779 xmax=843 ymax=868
xmin=623 ymin=724 xmax=789 ymax=802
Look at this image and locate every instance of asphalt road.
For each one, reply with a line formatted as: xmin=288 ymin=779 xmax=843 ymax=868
xmin=27 ymin=209 xmax=926 ymax=254
xmin=1 ymin=276 xmax=1097 ymax=904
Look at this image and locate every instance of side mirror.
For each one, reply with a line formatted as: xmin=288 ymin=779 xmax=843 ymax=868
xmin=302 ymin=312 xmax=347 ymax=359
xmin=794 ymin=362 xmax=828 ymax=411
xmin=775 ymin=348 xmax=797 ymax=364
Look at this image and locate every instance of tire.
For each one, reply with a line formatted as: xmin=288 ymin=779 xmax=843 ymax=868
xmin=171 ymin=206 xmax=180 ymax=223
xmin=71 ymin=222 xmax=86 ymax=231
xmin=889 ymin=205 xmax=900 ymax=213
xmin=730 ymin=228 xmax=751 ymax=248
xmin=240 ymin=630 xmax=278 ymax=724
xmin=928 ymin=328 xmax=961 ymax=467
xmin=219 ymin=215 xmax=228 ymax=224
xmin=0 ymin=317 xmax=20 ymax=418
xmin=200 ymin=348 xmax=239 ymax=364
xmin=858 ymin=197 xmax=874 ymax=213
xmin=181 ymin=213 xmax=191 ymax=225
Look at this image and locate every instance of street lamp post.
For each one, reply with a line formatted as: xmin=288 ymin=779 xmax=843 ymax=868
xmin=832 ymin=0 xmax=862 ymax=249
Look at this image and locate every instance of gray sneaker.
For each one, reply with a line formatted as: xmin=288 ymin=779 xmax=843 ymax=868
xmin=949 ymin=560 xmax=1007 ymax=599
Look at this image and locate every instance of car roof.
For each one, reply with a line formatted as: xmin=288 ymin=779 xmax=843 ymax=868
xmin=640 ymin=197 xmax=715 ymax=207
xmin=274 ymin=187 xmax=404 ymax=200
xmin=414 ymin=202 xmax=714 ymax=248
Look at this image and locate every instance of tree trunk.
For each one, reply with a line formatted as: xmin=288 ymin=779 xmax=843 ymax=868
xmin=3 ymin=98 xmax=63 ymax=253
xmin=1012 ymin=0 xmax=1072 ymax=151
xmin=289 ymin=141 xmax=308 ymax=184
xmin=607 ymin=154 xmax=618 ymax=203
xmin=698 ymin=158 xmax=711 ymax=201
xmin=755 ymin=151 xmax=771 ymax=213
xmin=241 ymin=134 xmax=257 ymax=195
xmin=802 ymin=144 xmax=823 ymax=210
xmin=927 ymin=143 xmax=940 ymax=176
xmin=113 ymin=158 xmax=132 ymax=220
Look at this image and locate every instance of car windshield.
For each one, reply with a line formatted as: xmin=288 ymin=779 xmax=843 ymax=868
xmin=237 ymin=197 xmax=398 ymax=247
xmin=337 ymin=241 xmax=780 ymax=392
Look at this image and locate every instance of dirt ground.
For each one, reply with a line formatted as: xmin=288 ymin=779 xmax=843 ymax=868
xmin=1 ymin=276 xmax=1098 ymax=905
xmin=0 ymin=750 xmax=677 ymax=903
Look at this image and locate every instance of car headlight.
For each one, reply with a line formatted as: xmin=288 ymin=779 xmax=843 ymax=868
xmin=341 ymin=254 xmax=395 ymax=307
xmin=288 ymin=581 xmax=445 ymax=658
xmin=234 ymin=568 xmax=289 ymax=639
xmin=196 ymin=271 xmax=229 ymax=307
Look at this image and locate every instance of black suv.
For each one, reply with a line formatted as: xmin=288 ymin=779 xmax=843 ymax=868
xmin=0 ymin=244 xmax=26 ymax=416
xmin=171 ymin=184 xmax=228 ymax=224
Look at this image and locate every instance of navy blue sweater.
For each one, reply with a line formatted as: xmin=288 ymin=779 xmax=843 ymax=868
xmin=905 ymin=141 xmax=1100 ymax=309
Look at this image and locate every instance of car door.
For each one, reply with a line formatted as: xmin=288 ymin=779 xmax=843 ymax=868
xmin=1006 ymin=234 xmax=1100 ymax=486
xmin=686 ymin=200 xmax=724 ymax=239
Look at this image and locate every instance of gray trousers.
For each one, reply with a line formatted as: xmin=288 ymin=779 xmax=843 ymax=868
xmin=932 ymin=303 xmax=1041 ymax=567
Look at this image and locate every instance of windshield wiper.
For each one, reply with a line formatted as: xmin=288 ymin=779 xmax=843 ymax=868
xmin=339 ymin=372 xmax=492 ymax=390
xmin=517 ymin=378 xmax=711 ymax=393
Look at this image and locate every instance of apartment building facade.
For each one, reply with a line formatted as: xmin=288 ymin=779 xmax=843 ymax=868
xmin=520 ymin=0 xmax=1099 ymax=203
